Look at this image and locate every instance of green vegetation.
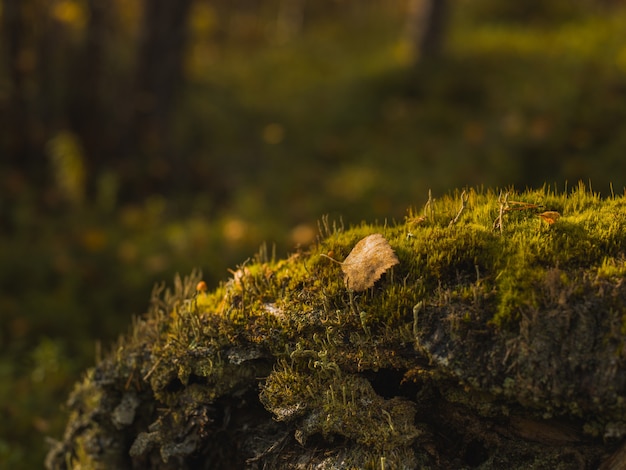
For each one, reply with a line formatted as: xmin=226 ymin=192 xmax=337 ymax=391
xmin=48 ymin=186 xmax=626 ymax=468
xmin=4 ymin=1 xmax=626 ymax=467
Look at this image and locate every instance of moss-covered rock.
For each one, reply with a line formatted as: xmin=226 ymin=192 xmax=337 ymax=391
xmin=47 ymin=185 xmax=626 ymax=469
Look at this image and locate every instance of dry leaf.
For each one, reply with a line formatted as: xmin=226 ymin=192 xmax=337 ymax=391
xmin=341 ymin=233 xmax=399 ymax=291
xmin=538 ymin=211 xmax=561 ymax=225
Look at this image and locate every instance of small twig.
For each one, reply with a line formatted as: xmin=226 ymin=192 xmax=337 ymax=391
xmin=503 ymin=201 xmax=541 ymax=213
xmin=319 ymin=253 xmax=343 ymax=265
xmin=493 ymin=191 xmax=509 ymax=234
xmin=449 ymin=190 xmax=469 ymax=226
xmin=245 ymin=430 xmax=290 ymax=463
xmin=143 ymin=356 xmax=163 ymax=381
xmin=348 ymin=289 xmax=359 ymax=316
xmin=424 ymin=189 xmax=434 ymax=220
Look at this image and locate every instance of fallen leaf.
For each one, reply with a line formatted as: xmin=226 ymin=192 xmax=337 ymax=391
xmin=341 ymin=233 xmax=399 ymax=291
xmin=538 ymin=211 xmax=561 ymax=225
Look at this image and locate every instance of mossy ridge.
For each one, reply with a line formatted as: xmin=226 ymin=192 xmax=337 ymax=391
xmin=48 ymin=185 xmax=626 ymax=469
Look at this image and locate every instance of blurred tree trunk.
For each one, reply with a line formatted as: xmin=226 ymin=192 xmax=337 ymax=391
xmin=276 ymin=0 xmax=306 ymax=42
xmin=67 ymin=0 xmax=111 ymax=182
xmin=129 ymin=0 xmax=193 ymax=196
xmin=406 ymin=0 xmax=449 ymax=62
xmin=1 ymin=0 xmax=37 ymax=171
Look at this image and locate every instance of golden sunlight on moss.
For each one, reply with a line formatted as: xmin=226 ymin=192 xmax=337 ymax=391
xmin=48 ymin=185 xmax=626 ymax=469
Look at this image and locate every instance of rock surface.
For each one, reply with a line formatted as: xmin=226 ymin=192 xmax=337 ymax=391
xmin=47 ymin=187 xmax=626 ymax=469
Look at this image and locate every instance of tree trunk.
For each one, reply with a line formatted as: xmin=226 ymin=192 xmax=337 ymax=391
xmin=406 ymin=0 xmax=449 ymax=62
xmin=129 ymin=0 xmax=193 ymax=196
xmin=66 ymin=0 xmax=111 ymax=181
xmin=276 ymin=0 xmax=306 ymax=42
xmin=1 ymin=0 xmax=37 ymax=171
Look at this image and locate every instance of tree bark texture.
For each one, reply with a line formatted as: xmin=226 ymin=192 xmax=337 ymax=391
xmin=406 ymin=0 xmax=449 ymax=62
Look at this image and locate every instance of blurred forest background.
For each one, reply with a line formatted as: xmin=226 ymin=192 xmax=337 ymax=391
xmin=2 ymin=0 xmax=626 ymax=466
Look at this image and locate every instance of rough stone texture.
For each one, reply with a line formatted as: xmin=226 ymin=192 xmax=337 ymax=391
xmin=46 ymin=188 xmax=626 ymax=469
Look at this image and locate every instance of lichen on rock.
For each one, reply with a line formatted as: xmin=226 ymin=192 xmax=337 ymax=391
xmin=47 ymin=185 xmax=626 ymax=469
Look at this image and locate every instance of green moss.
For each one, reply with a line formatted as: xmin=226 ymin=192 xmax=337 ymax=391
xmin=48 ymin=185 xmax=626 ymax=469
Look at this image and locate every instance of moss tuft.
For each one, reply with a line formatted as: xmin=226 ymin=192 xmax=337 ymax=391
xmin=47 ymin=185 xmax=626 ymax=469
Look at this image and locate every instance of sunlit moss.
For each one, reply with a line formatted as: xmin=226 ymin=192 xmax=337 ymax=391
xmin=48 ymin=185 xmax=626 ymax=469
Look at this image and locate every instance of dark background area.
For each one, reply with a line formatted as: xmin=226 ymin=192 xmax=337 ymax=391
xmin=2 ymin=0 xmax=626 ymax=466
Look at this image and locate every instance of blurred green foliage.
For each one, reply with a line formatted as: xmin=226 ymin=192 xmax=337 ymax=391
xmin=2 ymin=0 xmax=626 ymax=467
